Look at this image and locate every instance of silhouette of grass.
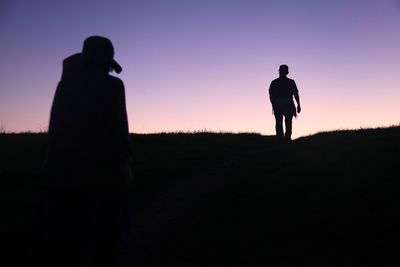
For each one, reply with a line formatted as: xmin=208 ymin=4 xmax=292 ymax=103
xmin=1 ymin=126 xmax=400 ymax=266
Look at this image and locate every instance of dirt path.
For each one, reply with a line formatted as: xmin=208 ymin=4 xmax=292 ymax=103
xmin=130 ymin=158 xmax=238 ymax=247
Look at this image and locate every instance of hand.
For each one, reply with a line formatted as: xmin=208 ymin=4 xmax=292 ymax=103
xmin=297 ymin=105 xmax=301 ymax=113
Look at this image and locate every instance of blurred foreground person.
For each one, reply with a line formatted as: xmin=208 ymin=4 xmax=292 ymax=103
xmin=268 ymin=64 xmax=301 ymax=142
xmin=35 ymin=36 xmax=132 ymax=267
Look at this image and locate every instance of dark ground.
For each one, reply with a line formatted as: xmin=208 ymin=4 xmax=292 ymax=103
xmin=1 ymin=127 xmax=400 ymax=266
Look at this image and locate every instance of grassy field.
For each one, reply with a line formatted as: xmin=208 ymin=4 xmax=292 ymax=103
xmin=1 ymin=126 xmax=400 ymax=266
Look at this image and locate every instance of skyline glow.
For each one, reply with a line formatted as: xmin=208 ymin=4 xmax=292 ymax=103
xmin=1 ymin=0 xmax=399 ymax=138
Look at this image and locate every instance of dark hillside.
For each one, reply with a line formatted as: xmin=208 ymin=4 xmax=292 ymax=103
xmin=132 ymin=127 xmax=400 ymax=266
xmin=1 ymin=126 xmax=400 ymax=266
xmin=130 ymin=133 xmax=270 ymax=211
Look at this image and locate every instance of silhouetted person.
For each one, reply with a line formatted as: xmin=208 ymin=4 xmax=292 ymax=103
xmin=269 ymin=65 xmax=301 ymax=141
xmin=35 ymin=36 xmax=132 ymax=266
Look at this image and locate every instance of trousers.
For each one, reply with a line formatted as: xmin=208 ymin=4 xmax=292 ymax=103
xmin=274 ymin=111 xmax=293 ymax=140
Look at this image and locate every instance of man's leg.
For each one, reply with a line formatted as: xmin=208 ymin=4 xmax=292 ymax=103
xmin=274 ymin=112 xmax=284 ymax=140
xmin=284 ymin=114 xmax=293 ymax=140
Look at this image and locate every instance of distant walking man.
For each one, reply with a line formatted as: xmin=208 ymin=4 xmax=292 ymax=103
xmin=269 ymin=65 xmax=301 ymax=141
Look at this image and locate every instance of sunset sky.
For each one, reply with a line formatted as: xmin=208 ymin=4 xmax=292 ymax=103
xmin=1 ymin=0 xmax=399 ymax=138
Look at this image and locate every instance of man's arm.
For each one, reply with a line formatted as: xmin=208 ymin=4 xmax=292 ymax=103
xmin=114 ymin=79 xmax=133 ymax=183
xmin=294 ymin=93 xmax=301 ymax=113
xmin=268 ymin=81 xmax=276 ymax=111
xmin=293 ymin=80 xmax=301 ymax=113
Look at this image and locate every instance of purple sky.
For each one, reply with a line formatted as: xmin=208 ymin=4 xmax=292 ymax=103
xmin=1 ymin=0 xmax=399 ymax=138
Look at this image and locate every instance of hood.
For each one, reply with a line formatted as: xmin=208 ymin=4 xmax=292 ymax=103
xmin=60 ymin=53 xmax=86 ymax=82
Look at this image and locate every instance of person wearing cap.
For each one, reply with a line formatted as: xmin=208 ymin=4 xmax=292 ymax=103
xmin=36 ymin=36 xmax=132 ymax=266
xmin=268 ymin=65 xmax=301 ymax=142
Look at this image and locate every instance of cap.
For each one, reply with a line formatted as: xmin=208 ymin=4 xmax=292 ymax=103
xmin=82 ymin=36 xmax=122 ymax=74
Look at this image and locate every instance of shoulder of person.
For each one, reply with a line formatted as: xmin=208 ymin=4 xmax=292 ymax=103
xmin=270 ymin=78 xmax=280 ymax=84
xmin=106 ymin=75 xmax=125 ymax=88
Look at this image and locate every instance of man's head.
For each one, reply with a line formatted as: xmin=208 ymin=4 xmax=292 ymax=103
xmin=279 ymin=64 xmax=289 ymax=77
xmin=82 ymin=36 xmax=122 ymax=73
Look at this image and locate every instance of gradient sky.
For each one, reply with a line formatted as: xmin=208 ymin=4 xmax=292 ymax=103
xmin=1 ymin=0 xmax=399 ymax=138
